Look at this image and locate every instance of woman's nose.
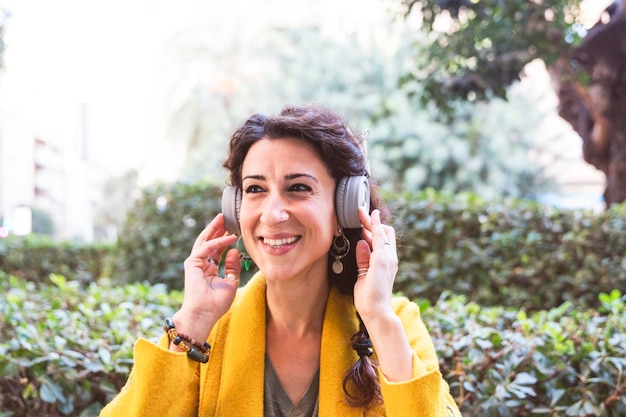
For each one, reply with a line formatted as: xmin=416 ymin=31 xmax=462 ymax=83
xmin=260 ymin=193 xmax=289 ymax=225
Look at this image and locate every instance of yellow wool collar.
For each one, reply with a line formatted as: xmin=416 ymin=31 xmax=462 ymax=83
xmin=205 ymin=273 xmax=368 ymax=416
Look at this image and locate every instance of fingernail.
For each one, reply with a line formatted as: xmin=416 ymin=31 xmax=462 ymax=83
xmin=225 ymin=273 xmax=239 ymax=282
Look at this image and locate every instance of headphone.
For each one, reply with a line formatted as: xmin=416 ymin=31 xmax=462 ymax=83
xmin=221 ymin=175 xmax=370 ymax=235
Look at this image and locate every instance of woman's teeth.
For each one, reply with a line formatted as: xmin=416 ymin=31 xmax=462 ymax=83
xmin=263 ymin=236 xmax=298 ymax=247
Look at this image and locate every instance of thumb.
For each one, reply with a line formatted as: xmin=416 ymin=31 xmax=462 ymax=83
xmin=223 ymin=247 xmax=242 ymax=285
xmin=355 ymin=239 xmax=371 ymax=270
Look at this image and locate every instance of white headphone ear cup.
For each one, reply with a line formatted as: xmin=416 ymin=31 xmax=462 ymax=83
xmin=336 ymin=176 xmax=370 ymax=229
xmin=221 ymin=186 xmax=241 ymax=235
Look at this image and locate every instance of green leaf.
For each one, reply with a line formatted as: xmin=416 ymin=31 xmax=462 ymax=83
xmin=39 ymin=378 xmax=65 ymax=404
xmin=549 ymin=388 xmax=566 ymax=406
xmin=512 ymin=372 xmax=537 ymax=385
xmin=98 ymin=346 xmax=112 ymax=366
xmin=48 ymin=273 xmax=67 ymax=289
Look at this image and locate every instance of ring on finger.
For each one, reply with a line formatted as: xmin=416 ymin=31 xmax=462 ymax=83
xmin=357 ymin=267 xmax=368 ymax=278
xmin=207 ymin=257 xmax=219 ymax=266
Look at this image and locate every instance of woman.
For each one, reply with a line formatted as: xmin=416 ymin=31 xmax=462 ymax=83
xmin=100 ymin=105 xmax=461 ymax=416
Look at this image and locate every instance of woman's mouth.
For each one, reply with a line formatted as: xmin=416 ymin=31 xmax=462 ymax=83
xmin=262 ymin=236 xmax=301 ymax=248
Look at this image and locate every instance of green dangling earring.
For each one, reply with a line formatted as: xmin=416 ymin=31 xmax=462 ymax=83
xmin=237 ymin=236 xmax=253 ymax=271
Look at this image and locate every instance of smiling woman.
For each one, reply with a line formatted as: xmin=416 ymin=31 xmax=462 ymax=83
xmin=99 ymin=105 xmax=461 ymax=417
xmin=238 ymin=138 xmax=338 ymax=284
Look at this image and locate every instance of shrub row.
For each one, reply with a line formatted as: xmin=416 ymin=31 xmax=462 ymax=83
xmin=1 ymin=273 xmax=624 ymax=416
xmin=3 ymin=182 xmax=625 ymax=311
xmin=0 ymin=273 xmax=181 ymax=417
xmin=421 ymin=289 xmax=626 ymax=416
xmin=115 ymin=182 xmax=626 ymax=311
xmin=388 ymin=190 xmax=626 ymax=310
xmin=0 ymin=235 xmax=114 ymax=284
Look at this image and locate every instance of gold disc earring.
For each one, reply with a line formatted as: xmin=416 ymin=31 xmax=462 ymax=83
xmin=330 ymin=230 xmax=350 ymax=274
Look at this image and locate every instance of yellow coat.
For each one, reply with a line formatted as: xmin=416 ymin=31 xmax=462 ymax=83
xmin=100 ymin=273 xmax=461 ymax=416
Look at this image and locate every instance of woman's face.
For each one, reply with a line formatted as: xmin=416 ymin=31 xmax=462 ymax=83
xmin=239 ymin=137 xmax=339 ymax=282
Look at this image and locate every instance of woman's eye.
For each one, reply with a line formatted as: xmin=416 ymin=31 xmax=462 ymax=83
xmin=289 ymin=183 xmax=311 ymax=192
xmin=244 ymin=185 xmax=264 ymax=194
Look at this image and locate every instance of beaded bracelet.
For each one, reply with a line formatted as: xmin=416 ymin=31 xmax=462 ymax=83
xmin=163 ymin=318 xmax=210 ymax=363
xmin=176 ymin=331 xmax=211 ymax=353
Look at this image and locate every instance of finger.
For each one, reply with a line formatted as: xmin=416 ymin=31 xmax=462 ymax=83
xmin=381 ymin=225 xmax=396 ymax=248
xmin=222 ymin=248 xmax=242 ymax=286
xmin=195 ymin=234 xmax=238 ymax=258
xmin=192 ymin=214 xmax=228 ymax=250
xmin=187 ymin=234 xmax=238 ymax=274
xmin=361 ymin=228 xmax=373 ymax=247
xmin=358 ymin=207 xmax=373 ymax=246
xmin=355 ymin=240 xmax=371 ymax=268
xmin=355 ymin=240 xmax=371 ymax=281
xmin=370 ymin=210 xmax=388 ymax=249
xmin=197 ymin=214 xmax=225 ymax=241
xmin=358 ymin=207 xmax=372 ymax=231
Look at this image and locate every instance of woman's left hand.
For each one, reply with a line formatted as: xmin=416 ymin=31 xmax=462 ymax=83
xmin=354 ymin=208 xmax=413 ymax=383
xmin=353 ymin=208 xmax=398 ymax=324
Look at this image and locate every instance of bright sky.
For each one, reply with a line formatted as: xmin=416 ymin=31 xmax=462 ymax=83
xmin=1 ymin=0 xmax=164 ymax=173
xmin=1 ymin=0 xmax=390 ymax=179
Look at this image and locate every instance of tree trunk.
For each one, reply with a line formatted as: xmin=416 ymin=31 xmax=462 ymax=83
xmin=548 ymin=0 xmax=626 ymax=207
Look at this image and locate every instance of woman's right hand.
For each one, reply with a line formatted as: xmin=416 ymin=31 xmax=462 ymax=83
xmin=170 ymin=213 xmax=241 ymax=345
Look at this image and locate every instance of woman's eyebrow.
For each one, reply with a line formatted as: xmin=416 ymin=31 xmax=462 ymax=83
xmin=242 ymin=174 xmax=264 ymax=181
xmin=242 ymin=173 xmax=319 ymax=183
xmin=285 ymin=173 xmax=319 ymax=183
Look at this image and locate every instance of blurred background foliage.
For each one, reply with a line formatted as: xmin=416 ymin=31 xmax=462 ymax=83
xmin=2 ymin=0 xmax=611 ymax=240
xmin=399 ymin=0 xmax=626 ymax=207
xmin=400 ymin=0 xmax=586 ymax=113
xmin=93 ymin=1 xmax=570 ymax=240
xmin=162 ymin=7 xmax=557 ymax=197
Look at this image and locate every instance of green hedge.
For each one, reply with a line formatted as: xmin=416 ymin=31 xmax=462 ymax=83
xmin=1 ymin=273 xmax=624 ymax=416
xmin=0 ymin=273 xmax=181 ymax=417
xmin=389 ymin=189 xmax=626 ymax=311
xmin=115 ymin=182 xmax=626 ymax=311
xmin=422 ymin=289 xmax=626 ymax=416
xmin=0 ymin=235 xmax=114 ymax=284
xmin=5 ymin=181 xmax=624 ymax=311
xmin=115 ymin=181 xmax=225 ymax=288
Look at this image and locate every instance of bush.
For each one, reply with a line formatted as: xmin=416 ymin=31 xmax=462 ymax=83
xmin=0 ymin=236 xmax=114 ymax=284
xmin=389 ymin=189 xmax=626 ymax=311
xmin=423 ymin=289 xmax=626 ymax=416
xmin=0 ymin=272 xmax=181 ymax=417
xmin=1 ymin=274 xmax=623 ymax=416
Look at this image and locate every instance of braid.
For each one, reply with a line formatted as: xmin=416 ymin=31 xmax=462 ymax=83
xmin=341 ymin=315 xmax=383 ymax=409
